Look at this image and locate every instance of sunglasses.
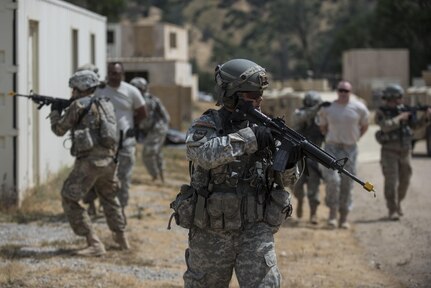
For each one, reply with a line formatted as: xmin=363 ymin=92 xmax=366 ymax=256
xmin=338 ymin=89 xmax=350 ymax=93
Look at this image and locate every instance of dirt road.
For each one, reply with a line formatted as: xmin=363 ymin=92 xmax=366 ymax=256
xmin=0 ymin=124 xmax=430 ymax=287
xmin=351 ymin=140 xmax=431 ymax=288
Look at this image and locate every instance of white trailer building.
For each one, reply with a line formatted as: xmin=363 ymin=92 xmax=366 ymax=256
xmin=0 ymin=0 xmax=106 ymax=207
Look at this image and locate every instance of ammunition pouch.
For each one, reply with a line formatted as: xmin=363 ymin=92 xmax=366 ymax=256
xmin=264 ymin=189 xmax=292 ymax=230
xmin=375 ymin=128 xmax=412 ymax=145
xmin=207 ymin=192 xmax=242 ymax=230
xmin=73 ymin=128 xmax=94 ymax=153
xmin=168 ymin=184 xmax=197 ymax=229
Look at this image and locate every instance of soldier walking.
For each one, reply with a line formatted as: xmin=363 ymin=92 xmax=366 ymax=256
xmin=130 ymin=77 xmax=170 ymax=182
xmin=292 ymin=91 xmax=328 ymax=224
xmin=375 ymin=84 xmax=431 ymax=220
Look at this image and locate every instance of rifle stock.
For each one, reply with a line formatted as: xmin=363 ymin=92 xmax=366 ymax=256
xmin=237 ymin=101 xmax=375 ymax=194
xmin=9 ymin=90 xmax=71 ymax=110
xmin=379 ymin=105 xmax=430 ymax=113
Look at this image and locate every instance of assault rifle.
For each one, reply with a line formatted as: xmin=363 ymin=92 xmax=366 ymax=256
xmin=9 ymin=90 xmax=71 ymax=110
xmin=379 ymin=104 xmax=430 ymax=114
xmin=237 ymin=101 xmax=376 ymax=195
xmin=379 ymin=104 xmax=430 ymax=122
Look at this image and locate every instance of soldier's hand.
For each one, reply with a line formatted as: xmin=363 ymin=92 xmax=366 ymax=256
xmin=285 ymin=142 xmax=302 ymax=169
xmin=51 ymin=102 xmax=63 ymax=114
xmin=251 ymin=126 xmax=275 ymax=151
xmin=319 ymin=101 xmax=331 ymax=108
xmin=397 ymin=112 xmax=411 ymax=121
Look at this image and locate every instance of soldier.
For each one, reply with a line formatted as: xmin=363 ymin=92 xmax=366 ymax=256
xmin=50 ymin=70 xmax=129 ymax=256
xmin=130 ymin=77 xmax=170 ymax=182
xmin=181 ymin=59 xmax=300 ymax=287
xmin=292 ymin=91 xmax=328 ymax=224
xmin=375 ymin=84 xmax=431 ymax=220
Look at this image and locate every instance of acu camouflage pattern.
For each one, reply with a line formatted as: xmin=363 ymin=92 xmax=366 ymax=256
xmin=183 ymin=109 xmax=298 ymax=287
xmin=50 ymin=95 xmax=126 ymax=237
xmin=373 ymin=106 xmax=429 ymax=214
xmin=292 ymin=104 xmax=324 ymax=207
xmin=137 ymin=92 xmax=170 ymax=180
xmin=184 ymin=223 xmax=280 ymax=288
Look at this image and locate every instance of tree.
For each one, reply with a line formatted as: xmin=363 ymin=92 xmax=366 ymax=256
xmin=63 ymin=0 xmax=127 ymax=22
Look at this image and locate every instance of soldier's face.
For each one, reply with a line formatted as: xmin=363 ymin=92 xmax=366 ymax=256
xmin=107 ymin=64 xmax=123 ymax=88
xmin=242 ymin=91 xmax=263 ymax=108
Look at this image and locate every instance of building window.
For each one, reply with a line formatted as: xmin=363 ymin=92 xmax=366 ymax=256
xmin=169 ymin=32 xmax=177 ymax=49
xmin=90 ymin=33 xmax=96 ymax=64
xmin=71 ymin=29 xmax=78 ymax=73
xmin=107 ymin=30 xmax=115 ymax=44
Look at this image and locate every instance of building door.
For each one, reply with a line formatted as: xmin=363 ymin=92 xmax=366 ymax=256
xmin=28 ymin=20 xmax=40 ymax=185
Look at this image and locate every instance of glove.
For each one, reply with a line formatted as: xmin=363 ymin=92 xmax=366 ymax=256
xmin=285 ymin=141 xmax=302 ymax=169
xmin=51 ymin=101 xmax=63 ymax=114
xmin=251 ymin=126 xmax=275 ymax=151
xmin=319 ymin=101 xmax=331 ymax=108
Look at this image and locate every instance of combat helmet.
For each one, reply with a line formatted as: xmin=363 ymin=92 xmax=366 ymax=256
xmin=303 ymin=91 xmax=322 ymax=107
xmin=382 ymin=84 xmax=404 ymax=100
xmin=130 ymin=77 xmax=148 ymax=93
xmin=214 ymin=59 xmax=269 ymax=108
xmin=77 ymin=63 xmax=99 ymax=77
xmin=69 ymin=70 xmax=100 ymax=92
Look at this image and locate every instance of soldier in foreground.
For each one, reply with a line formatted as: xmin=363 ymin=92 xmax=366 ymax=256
xmin=176 ymin=59 xmax=299 ymax=287
xmin=130 ymin=77 xmax=170 ymax=182
xmin=50 ymin=70 xmax=129 ymax=256
xmin=375 ymin=84 xmax=431 ymax=220
xmin=292 ymin=91 xmax=328 ymax=224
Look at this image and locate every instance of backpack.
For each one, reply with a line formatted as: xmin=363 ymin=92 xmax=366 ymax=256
xmin=93 ymin=97 xmax=118 ymax=150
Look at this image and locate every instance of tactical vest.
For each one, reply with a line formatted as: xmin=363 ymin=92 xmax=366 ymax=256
xmin=190 ymin=109 xmax=290 ymax=231
xmin=139 ymin=93 xmax=164 ymax=132
xmin=71 ymin=96 xmax=117 ymax=158
xmin=375 ymin=107 xmax=412 ymax=149
xmin=296 ymin=108 xmax=324 ymax=146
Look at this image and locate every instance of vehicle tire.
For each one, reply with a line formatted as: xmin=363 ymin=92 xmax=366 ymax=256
xmin=426 ymin=125 xmax=431 ymax=157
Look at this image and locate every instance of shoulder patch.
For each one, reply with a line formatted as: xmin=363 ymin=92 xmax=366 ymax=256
xmin=192 ymin=129 xmax=208 ymax=141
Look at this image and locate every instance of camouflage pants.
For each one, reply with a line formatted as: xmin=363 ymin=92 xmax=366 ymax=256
xmin=183 ymin=222 xmax=281 ymax=288
xmin=293 ymin=158 xmax=321 ymax=207
xmin=117 ymin=145 xmax=136 ymax=207
xmin=322 ymin=143 xmax=357 ymax=214
xmin=380 ymin=148 xmax=412 ymax=213
xmin=141 ymin=125 xmax=168 ymax=180
xmin=61 ymin=158 xmax=126 ymax=237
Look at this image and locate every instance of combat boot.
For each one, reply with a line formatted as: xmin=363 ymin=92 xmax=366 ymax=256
xmin=76 ymin=233 xmax=106 ymax=257
xmin=296 ymin=198 xmax=303 ymax=219
xmin=112 ymin=231 xmax=130 ymax=250
xmin=339 ymin=210 xmax=350 ymax=229
xmin=327 ymin=208 xmax=337 ymax=228
xmin=309 ymin=203 xmax=318 ymax=225
xmin=389 ymin=211 xmax=400 ymax=221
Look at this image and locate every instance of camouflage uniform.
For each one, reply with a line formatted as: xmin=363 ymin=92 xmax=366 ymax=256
xmin=50 ymin=95 xmax=126 ymax=239
xmin=137 ymin=92 xmax=170 ymax=181
xmin=292 ymin=104 xmax=324 ymax=218
xmin=375 ymin=106 xmax=429 ymax=216
xmin=183 ymin=108 xmax=298 ymax=287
